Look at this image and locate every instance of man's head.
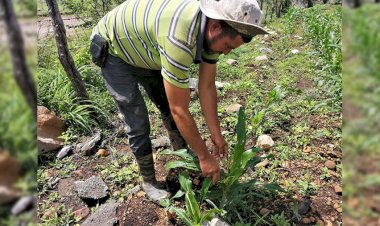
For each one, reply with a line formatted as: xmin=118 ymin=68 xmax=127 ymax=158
xmin=200 ymin=0 xmax=268 ymax=55
xmin=204 ymin=19 xmax=252 ymax=55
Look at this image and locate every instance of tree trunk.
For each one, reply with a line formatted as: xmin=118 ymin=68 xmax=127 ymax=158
xmin=45 ymin=0 xmax=89 ymax=100
xmin=0 ymin=0 xmax=37 ymax=119
xmin=353 ymin=0 xmax=361 ymax=7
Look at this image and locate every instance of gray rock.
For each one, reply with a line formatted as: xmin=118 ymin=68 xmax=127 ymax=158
xmin=215 ymin=81 xmax=230 ymax=90
xmin=57 ymin=145 xmax=72 ymax=159
xmin=298 ymin=199 xmax=312 ymax=215
xmin=255 ymin=55 xmax=268 ymax=61
xmin=11 ymin=196 xmax=35 ymax=215
xmin=291 ymin=49 xmax=300 ymax=54
xmin=74 ymin=176 xmax=108 ymax=200
xmin=189 ymin=78 xmax=199 ymax=90
xmin=202 ymin=216 xmax=230 ymax=226
xmin=126 ymin=185 xmax=140 ymax=196
xmin=48 ymin=177 xmax=60 ymax=189
xmin=151 ymin=136 xmax=171 ymax=149
xmin=81 ymin=132 xmax=101 ymax=155
xmin=256 ymin=135 xmax=274 ymax=150
xmin=226 ymin=59 xmax=238 ymax=65
xmin=81 ymin=200 xmax=119 ymax=226
xmin=259 ymin=47 xmax=273 ymax=54
xmin=226 ymin=104 xmax=242 ymax=113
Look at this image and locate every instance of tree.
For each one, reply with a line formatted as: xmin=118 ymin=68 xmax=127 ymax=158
xmin=0 ymin=0 xmax=37 ymax=118
xmin=45 ymin=0 xmax=89 ymax=100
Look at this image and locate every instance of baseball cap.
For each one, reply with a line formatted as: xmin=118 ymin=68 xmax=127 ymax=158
xmin=199 ymin=0 xmax=269 ymax=36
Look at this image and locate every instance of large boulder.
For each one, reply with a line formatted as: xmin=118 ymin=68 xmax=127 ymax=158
xmin=37 ymin=106 xmax=65 ymax=153
xmin=0 ymin=150 xmax=21 ymax=187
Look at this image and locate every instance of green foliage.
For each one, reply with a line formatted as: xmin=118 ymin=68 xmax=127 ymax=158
xmin=160 ymin=149 xmax=201 ymax=171
xmin=284 ymin=5 xmax=342 ymax=111
xmin=344 ymin=4 xmax=380 ymax=79
xmin=161 ymin=172 xmax=223 ymax=226
xmin=270 ymin=211 xmax=291 ymax=226
xmin=60 ymin=0 xmax=125 ymax=25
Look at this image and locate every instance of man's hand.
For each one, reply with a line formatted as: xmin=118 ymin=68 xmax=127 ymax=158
xmin=211 ymin=133 xmax=229 ymax=159
xmin=199 ymin=153 xmax=221 ymax=185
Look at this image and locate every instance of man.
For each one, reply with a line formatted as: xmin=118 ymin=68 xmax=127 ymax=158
xmin=90 ymin=0 xmax=268 ymax=202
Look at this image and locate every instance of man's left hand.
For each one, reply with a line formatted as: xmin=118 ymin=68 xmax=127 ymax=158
xmin=211 ymin=134 xmax=229 ymax=159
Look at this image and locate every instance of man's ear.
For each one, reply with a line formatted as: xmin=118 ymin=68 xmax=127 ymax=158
xmin=208 ymin=19 xmax=222 ymax=34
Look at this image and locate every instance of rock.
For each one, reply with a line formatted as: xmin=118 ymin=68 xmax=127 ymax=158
xmin=298 ymin=199 xmax=312 ymax=215
xmin=334 ymin=185 xmax=342 ymax=195
xmin=136 ymin=191 xmax=145 ymax=198
xmin=11 ymin=196 xmax=35 ymax=215
xmin=58 ymin=178 xmax=76 ymax=197
xmin=0 ymin=186 xmax=21 ymax=204
xmin=303 ymin=146 xmax=311 ymax=153
xmin=226 ymin=59 xmax=238 ymax=65
xmin=126 ymin=185 xmax=140 ymax=196
xmin=255 ymin=55 xmax=268 ymax=61
xmin=324 ymin=160 xmax=336 ymax=170
xmin=81 ymin=132 xmax=102 ymax=155
xmin=48 ymin=177 xmax=60 ymax=189
xmin=42 ymin=206 xmax=57 ymax=219
xmin=215 ymin=81 xmax=229 ymax=90
xmin=290 ymin=49 xmax=300 ymax=54
xmin=96 ymin=149 xmax=110 ymax=157
xmin=202 ymin=216 xmax=231 ymax=226
xmin=73 ymin=207 xmax=90 ymax=220
xmin=37 ymin=106 xmax=65 ymax=153
xmin=310 ymin=217 xmax=316 ymax=222
xmin=255 ymin=159 xmax=269 ymax=168
xmin=294 ymin=35 xmax=303 ymax=40
xmin=151 ymin=136 xmax=171 ymax=148
xmin=256 ymin=135 xmax=274 ymax=150
xmin=259 ymin=208 xmax=270 ymax=215
xmin=81 ymin=200 xmax=119 ymax=226
xmin=56 ymin=145 xmax=72 ymax=159
xmin=226 ymin=103 xmax=242 ymax=113
xmin=193 ymin=178 xmax=200 ymax=186
xmin=189 ymin=78 xmax=199 ymax=91
xmin=74 ymin=176 xmax=108 ymax=200
xmin=268 ymin=31 xmax=277 ymax=35
xmin=336 ymin=207 xmax=342 ymax=213
xmin=333 ymin=203 xmax=340 ymax=209
xmin=259 ymin=47 xmax=273 ymax=54
xmin=0 ymin=150 xmax=21 ymax=187
xmin=302 ymin=217 xmax=311 ymax=224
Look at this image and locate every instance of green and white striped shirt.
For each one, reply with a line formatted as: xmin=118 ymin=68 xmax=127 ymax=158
xmin=92 ymin=0 xmax=220 ymax=88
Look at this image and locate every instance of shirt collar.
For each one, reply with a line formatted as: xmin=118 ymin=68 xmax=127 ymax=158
xmin=194 ymin=12 xmax=207 ymax=64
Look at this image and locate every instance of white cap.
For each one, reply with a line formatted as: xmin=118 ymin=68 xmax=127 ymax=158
xmin=200 ymin=0 xmax=268 ymax=36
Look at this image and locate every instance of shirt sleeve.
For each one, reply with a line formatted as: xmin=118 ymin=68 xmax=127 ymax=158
xmin=157 ymin=36 xmax=194 ymax=89
xmin=201 ymin=51 xmax=220 ymax=64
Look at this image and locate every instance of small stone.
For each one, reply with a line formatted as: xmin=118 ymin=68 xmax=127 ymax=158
xmin=56 ymin=145 xmax=72 ymax=159
xmin=81 ymin=132 xmax=102 ymax=155
xmin=193 ymin=178 xmax=200 ymax=186
xmin=310 ymin=217 xmax=316 ymax=222
xmin=259 ymin=208 xmax=270 ymax=215
xmin=336 ymin=207 xmax=342 ymax=213
xmin=226 ymin=103 xmax=242 ymax=113
xmin=302 ymin=217 xmax=311 ymax=224
xmin=81 ymin=200 xmax=118 ymax=226
xmin=291 ymin=49 xmax=300 ymax=54
xmin=294 ymin=35 xmax=303 ymax=40
xmin=259 ymin=47 xmax=273 ymax=54
xmin=256 ymin=135 xmax=274 ymax=150
xmin=151 ymin=136 xmax=171 ymax=148
xmin=333 ymin=203 xmax=340 ymax=209
xmin=11 ymin=196 xmax=34 ymax=215
xmin=324 ymin=160 xmax=336 ymax=170
xmin=0 ymin=186 xmax=21 ymax=204
xmin=202 ymin=216 xmax=231 ymax=226
xmin=96 ymin=148 xmax=109 ymax=157
xmin=255 ymin=159 xmax=269 ymax=168
xmin=226 ymin=59 xmax=238 ymax=65
xmin=126 ymin=185 xmax=140 ymax=196
xmin=298 ymin=199 xmax=312 ymax=215
xmin=73 ymin=207 xmax=90 ymax=220
xmin=255 ymin=55 xmax=268 ymax=61
xmin=74 ymin=176 xmax=108 ymax=200
xmin=326 ymin=221 xmax=333 ymax=226
xmin=303 ymin=146 xmax=311 ymax=153
xmin=189 ymin=78 xmax=199 ymax=90
xmin=334 ymin=185 xmax=342 ymax=195
xmin=42 ymin=207 xmax=57 ymax=219
xmin=136 ymin=191 xmax=145 ymax=198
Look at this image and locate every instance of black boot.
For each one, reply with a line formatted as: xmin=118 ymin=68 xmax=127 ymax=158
xmin=135 ymin=153 xmax=169 ymax=202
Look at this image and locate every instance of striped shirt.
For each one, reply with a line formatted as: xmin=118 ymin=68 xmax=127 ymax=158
xmin=91 ymin=0 xmax=220 ymax=88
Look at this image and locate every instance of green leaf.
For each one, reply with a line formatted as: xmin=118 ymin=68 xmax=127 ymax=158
xmin=170 ymin=207 xmax=193 ymax=226
xmin=263 ymin=183 xmax=285 ymax=192
xmin=165 ymin=160 xmax=200 ymax=171
xmin=185 ymin=192 xmax=201 ymax=223
xmin=171 ymin=190 xmax=185 ymax=200
xmin=160 ymin=149 xmax=194 ymax=161
xmin=159 ymin=198 xmax=170 ymax=207
xmin=179 ymin=172 xmax=192 ymax=192
xmin=200 ymin=178 xmax=212 ymax=203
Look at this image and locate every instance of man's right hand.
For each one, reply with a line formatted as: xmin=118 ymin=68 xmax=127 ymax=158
xmin=199 ymin=153 xmax=220 ymax=185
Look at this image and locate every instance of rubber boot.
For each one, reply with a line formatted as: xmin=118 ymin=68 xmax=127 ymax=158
xmin=135 ymin=153 xmax=169 ymax=203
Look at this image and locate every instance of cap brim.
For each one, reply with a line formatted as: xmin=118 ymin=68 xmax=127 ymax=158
xmin=200 ymin=0 xmax=269 ymax=36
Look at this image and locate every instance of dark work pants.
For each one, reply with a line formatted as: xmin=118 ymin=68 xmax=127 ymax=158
xmin=101 ymin=54 xmax=180 ymax=157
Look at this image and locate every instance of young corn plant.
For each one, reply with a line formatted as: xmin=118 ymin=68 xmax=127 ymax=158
xmin=160 ymin=172 xmax=223 ymax=226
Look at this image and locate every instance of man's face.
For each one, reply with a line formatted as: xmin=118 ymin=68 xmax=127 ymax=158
xmin=204 ymin=31 xmax=245 ymax=55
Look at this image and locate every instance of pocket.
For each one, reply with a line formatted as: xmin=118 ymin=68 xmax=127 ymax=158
xmin=90 ymin=34 xmax=108 ymax=67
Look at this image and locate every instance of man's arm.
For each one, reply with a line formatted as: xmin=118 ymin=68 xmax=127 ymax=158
xmin=198 ymin=61 xmax=228 ymax=159
xmin=163 ymin=79 xmax=221 ymax=184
